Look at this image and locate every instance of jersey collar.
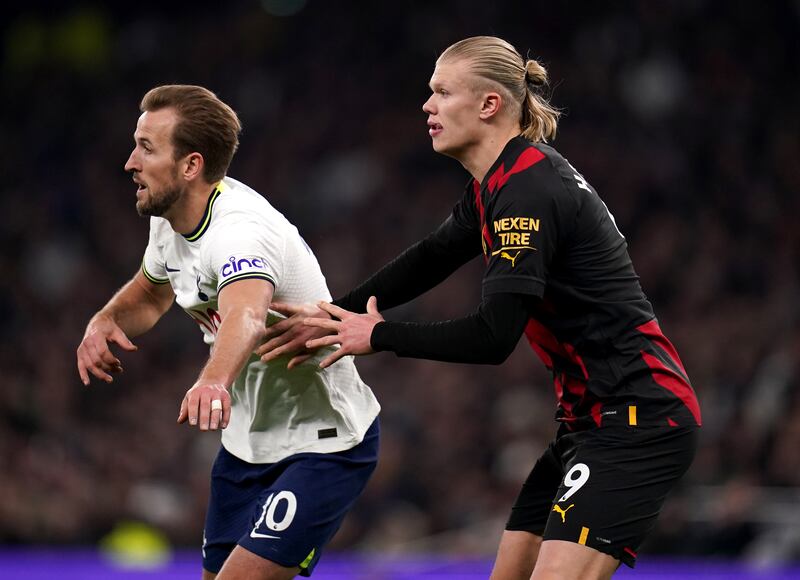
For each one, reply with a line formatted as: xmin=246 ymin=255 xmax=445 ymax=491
xmin=182 ymin=181 xmax=227 ymax=242
xmin=479 ymin=136 xmax=529 ymax=194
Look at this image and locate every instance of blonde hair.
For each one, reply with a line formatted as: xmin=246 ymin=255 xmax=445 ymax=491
xmin=141 ymin=85 xmax=241 ymax=183
xmin=438 ymin=36 xmax=560 ymax=143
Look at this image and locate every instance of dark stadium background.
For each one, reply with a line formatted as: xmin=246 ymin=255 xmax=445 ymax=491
xmin=1 ymin=0 xmax=799 ymax=577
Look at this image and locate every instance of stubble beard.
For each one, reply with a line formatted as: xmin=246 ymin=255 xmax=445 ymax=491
xmin=136 ymin=174 xmax=184 ymax=217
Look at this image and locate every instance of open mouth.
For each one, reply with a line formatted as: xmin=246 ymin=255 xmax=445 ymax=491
xmin=428 ymin=122 xmax=443 ymax=136
xmin=133 ymin=176 xmax=147 ymax=193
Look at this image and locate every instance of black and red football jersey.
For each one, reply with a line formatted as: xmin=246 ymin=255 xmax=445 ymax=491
xmin=451 ymin=137 xmax=701 ymax=429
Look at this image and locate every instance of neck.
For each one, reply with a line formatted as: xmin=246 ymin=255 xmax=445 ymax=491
xmin=460 ymin=126 xmax=522 ymax=184
xmin=165 ymin=181 xmax=217 ymax=234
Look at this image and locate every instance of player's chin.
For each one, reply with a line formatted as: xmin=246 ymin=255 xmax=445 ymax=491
xmin=432 ymin=139 xmax=463 ymax=160
xmin=430 ymin=137 xmax=450 ymax=154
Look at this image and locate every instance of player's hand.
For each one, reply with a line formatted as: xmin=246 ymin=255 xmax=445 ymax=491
xmin=255 ymin=301 xmax=334 ymax=369
xmin=76 ymin=315 xmax=138 ymax=385
xmin=177 ymin=381 xmax=231 ymax=431
xmin=304 ymin=296 xmax=384 ymax=369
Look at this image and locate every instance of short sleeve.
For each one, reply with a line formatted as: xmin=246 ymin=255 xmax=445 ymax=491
xmin=482 ymin=163 xmax=575 ymax=297
xmin=204 ymin=218 xmax=282 ymax=294
xmin=141 ymin=219 xmax=169 ymax=284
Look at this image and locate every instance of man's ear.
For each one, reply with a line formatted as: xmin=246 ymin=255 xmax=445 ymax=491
xmin=182 ymin=152 xmax=205 ymax=181
xmin=479 ymin=92 xmax=503 ymax=120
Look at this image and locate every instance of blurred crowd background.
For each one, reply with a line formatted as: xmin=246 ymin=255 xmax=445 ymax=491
xmin=2 ymin=0 xmax=799 ymax=567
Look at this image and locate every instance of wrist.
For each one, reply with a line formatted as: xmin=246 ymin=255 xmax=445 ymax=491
xmin=195 ymin=377 xmax=231 ymax=390
xmin=369 ymin=321 xmax=388 ymax=352
xmin=87 ymin=311 xmax=115 ymax=333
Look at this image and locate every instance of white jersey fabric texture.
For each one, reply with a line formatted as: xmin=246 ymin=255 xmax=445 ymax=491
xmin=141 ymin=177 xmax=380 ymax=463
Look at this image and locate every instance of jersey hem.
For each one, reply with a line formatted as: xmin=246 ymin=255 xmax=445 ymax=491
xmin=221 ymin=408 xmax=380 ymax=464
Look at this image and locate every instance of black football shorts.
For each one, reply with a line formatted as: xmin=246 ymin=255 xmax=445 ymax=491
xmin=505 ymin=424 xmax=698 ymax=567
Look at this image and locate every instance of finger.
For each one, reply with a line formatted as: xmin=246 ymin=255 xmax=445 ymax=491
xmin=303 ymin=318 xmax=341 ymax=331
xmin=209 ymin=406 xmax=221 ymax=430
xmin=77 ymin=353 xmax=91 ymax=386
xmin=319 ymin=348 xmax=347 ymax=369
xmin=317 ymin=301 xmax=351 ymax=320
xmin=255 ymin=332 xmax=291 ymax=356
xmin=366 ymin=296 xmax=380 ymax=316
xmin=199 ymin=393 xmax=211 ymax=431
xmin=262 ymin=317 xmax=296 ymax=341
xmin=187 ymin=392 xmax=199 ymax=426
xmin=109 ymin=329 xmax=138 ymax=352
xmin=99 ymin=348 xmax=122 ymax=369
xmin=86 ymin=341 xmax=117 ymax=373
xmin=87 ymin=362 xmax=114 ymax=383
xmin=260 ymin=340 xmax=305 ymax=363
xmin=306 ymin=335 xmax=343 ymax=350
xmin=177 ymin=397 xmax=188 ymax=424
xmin=287 ymin=353 xmax=312 ymax=370
xmin=221 ymin=397 xmax=231 ymax=429
xmin=269 ymin=301 xmax=304 ymax=316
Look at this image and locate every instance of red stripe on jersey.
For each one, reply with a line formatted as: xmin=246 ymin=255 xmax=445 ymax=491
xmin=524 ymin=318 xmax=562 ymax=363
xmin=487 ymin=147 xmax=546 ymax=193
xmin=640 ymin=350 xmax=702 ymax=425
xmin=554 ymin=375 xmax=574 ymax=418
xmin=637 ymin=319 xmax=689 ymax=378
xmin=667 ymin=417 xmax=679 ymax=427
xmin=563 ymin=343 xmax=589 ymax=380
xmin=591 ymin=402 xmax=603 ymax=428
xmin=554 ymin=373 xmax=564 ymax=404
xmin=524 ymin=319 xmax=587 ymax=375
xmin=624 ymin=547 xmax=637 ymax=558
xmin=563 ymin=373 xmax=586 ymax=398
xmin=524 ymin=319 xmax=553 ymax=367
xmin=473 ymin=179 xmax=493 ymax=254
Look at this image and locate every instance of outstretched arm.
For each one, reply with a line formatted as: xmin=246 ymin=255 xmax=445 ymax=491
xmin=305 ymin=292 xmax=529 ymax=368
xmin=334 ymin=214 xmax=480 ymax=312
xmin=77 ymin=269 xmax=174 ymax=385
xmin=257 ymin=215 xmax=481 ymax=366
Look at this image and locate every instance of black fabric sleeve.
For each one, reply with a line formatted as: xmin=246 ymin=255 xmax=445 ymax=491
xmin=369 ymin=292 xmax=529 ymax=364
xmin=333 ymin=204 xmax=481 ymax=314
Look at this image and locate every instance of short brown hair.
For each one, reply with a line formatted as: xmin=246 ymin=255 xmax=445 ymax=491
xmin=140 ymin=85 xmax=242 ymax=182
xmin=438 ymin=36 xmax=560 ymax=143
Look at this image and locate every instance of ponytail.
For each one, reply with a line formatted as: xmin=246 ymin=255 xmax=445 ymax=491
xmin=521 ymin=59 xmax=560 ymax=143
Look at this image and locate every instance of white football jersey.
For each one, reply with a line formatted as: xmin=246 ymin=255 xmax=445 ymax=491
xmin=141 ymin=177 xmax=380 ymax=463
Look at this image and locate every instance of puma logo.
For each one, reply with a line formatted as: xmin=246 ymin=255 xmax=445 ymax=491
xmin=500 ymin=250 xmax=521 ymax=268
xmin=552 ymin=503 xmax=575 ymax=523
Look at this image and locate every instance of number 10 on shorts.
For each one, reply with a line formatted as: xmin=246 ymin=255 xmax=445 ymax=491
xmin=557 ymin=463 xmax=590 ymax=503
xmin=251 ymin=491 xmax=298 ymax=538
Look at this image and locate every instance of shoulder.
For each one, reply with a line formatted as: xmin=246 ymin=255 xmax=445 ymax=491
xmin=498 ymin=142 xmax=599 ymax=208
xmin=212 ymin=177 xmax=283 ymax=227
xmin=487 ymin=141 xmax=563 ymax=203
xmin=148 ymin=216 xmax=172 ymax=240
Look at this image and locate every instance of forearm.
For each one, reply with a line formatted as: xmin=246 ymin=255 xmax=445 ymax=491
xmin=334 ymin=217 xmax=479 ymax=313
xmin=198 ymin=308 xmax=266 ymax=386
xmin=93 ymin=274 xmax=173 ymax=337
xmin=370 ymin=293 xmax=529 ymax=364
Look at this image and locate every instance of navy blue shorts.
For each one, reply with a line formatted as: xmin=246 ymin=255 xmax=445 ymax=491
xmin=202 ymin=418 xmax=379 ymax=576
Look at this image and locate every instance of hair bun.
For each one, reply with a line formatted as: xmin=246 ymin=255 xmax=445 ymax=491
xmin=525 ymin=60 xmax=548 ymax=88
